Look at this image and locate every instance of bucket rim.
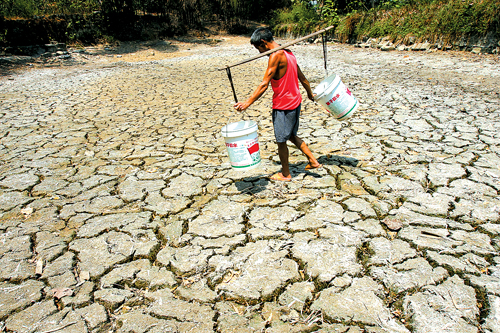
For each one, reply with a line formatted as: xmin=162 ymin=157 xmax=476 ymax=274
xmin=313 ymin=74 xmax=341 ymax=101
xmin=221 ymin=120 xmax=259 ymax=138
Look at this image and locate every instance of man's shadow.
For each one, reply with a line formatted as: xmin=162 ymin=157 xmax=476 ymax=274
xmin=234 ymin=176 xmax=270 ymax=195
xmin=302 ymin=154 xmax=359 ymax=178
xmin=320 ymin=154 xmax=359 ymax=167
xmin=289 ymin=154 xmax=359 ymax=178
xmin=234 ymin=154 xmax=359 ymax=194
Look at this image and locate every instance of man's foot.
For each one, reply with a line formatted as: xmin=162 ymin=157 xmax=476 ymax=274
xmin=270 ymin=172 xmax=292 ymax=182
xmin=305 ymin=163 xmax=323 ymax=170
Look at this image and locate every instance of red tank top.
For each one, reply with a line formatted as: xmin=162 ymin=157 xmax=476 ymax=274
xmin=271 ymin=50 xmax=302 ymax=110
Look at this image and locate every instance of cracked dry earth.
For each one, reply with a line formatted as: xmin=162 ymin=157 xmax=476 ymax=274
xmin=0 ymin=36 xmax=500 ymax=333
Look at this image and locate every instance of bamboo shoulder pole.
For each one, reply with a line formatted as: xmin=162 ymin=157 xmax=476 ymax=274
xmin=218 ymin=25 xmax=334 ymax=70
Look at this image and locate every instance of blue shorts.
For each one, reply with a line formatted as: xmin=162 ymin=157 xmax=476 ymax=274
xmin=272 ymin=104 xmax=301 ymax=143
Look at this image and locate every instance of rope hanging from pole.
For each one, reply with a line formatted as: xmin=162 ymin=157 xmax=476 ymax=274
xmin=320 ymin=0 xmax=329 ymax=77
xmin=226 ymin=67 xmax=238 ymax=103
xmin=322 ymin=31 xmax=328 ymax=77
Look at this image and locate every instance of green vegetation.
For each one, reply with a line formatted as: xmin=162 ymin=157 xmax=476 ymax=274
xmin=0 ymin=0 xmax=99 ymax=17
xmin=0 ymin=0 xmax=291 ymax=45
xmin=271 ymin=2 xmax=321 ymax=35
xmin=336 ymin=0 xmax=500 ymax=42
xmin=271 ymin=0 xmax=500 ymax=43
xmin=0 ymin=0 xmax=289 ymax=25
xmin=0 ymin=0 xmax=498 ymax=47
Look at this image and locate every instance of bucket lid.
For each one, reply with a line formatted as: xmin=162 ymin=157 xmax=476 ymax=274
xmin=221 ymin=120 xmax=258 ymax=138
xmin=313 ymin=74 xmax=340 ymax=101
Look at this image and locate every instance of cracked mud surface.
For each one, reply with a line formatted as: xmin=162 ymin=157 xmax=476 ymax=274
xmin=0 ymin=35 xmax=499 ymax=332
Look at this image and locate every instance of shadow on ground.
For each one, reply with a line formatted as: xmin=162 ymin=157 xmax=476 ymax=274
xmin=319 ymin=154 xmax=359 ymax=167
xmin=0 ymin=37 xmax=224 ymax=76
xmin=86 ymin=40 xmax=180 ymax=57
xmin=232 ymin=154 xmax=359 ymax=194
xmin=290 ymin=154 xmax=360 ymax=178
xmin=0 ymin=57 xmax=33 ymax=76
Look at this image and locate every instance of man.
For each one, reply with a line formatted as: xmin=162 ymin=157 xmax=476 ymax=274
xmin=234 ymin=27 xmax=322 ymax=181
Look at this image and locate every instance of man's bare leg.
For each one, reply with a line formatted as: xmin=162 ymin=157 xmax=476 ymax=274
xmin=271 ymin=142 xmax=292 ymax=181
xmin=290 ymin=136 xmax=321 ymax=169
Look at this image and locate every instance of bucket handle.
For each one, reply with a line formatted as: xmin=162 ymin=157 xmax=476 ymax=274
xmin=322 ymin=32 xmax=328 ymax=78
xmin=224 ymin=105 xmax=260 ymax=139
xmin=226 ymin=68 xmax=238 ymax=104
xmin=226 ymin=107 xmax=251 ymax=129
xmin=224 ymin=103 xmax=253 ymax=138
xmin=224 ymin=64 xmax=260 ymax=136
xmin=225 ymin=66 xmax=251 ymax=120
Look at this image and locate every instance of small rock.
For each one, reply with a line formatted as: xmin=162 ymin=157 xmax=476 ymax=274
xmin=381 ymin=45 xmax=396 ymax=51
xmin=381 ymin=216 xmax=403 ymax=231
xmin=472 ymin=47 xmax=482 ymax=54
xmin=52 ymin=287 xmax=73 ymax=299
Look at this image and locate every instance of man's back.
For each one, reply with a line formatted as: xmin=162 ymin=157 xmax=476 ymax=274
xmin=270 ymin=49 xmax=289 ymax=81
xmin=271 ymin=50 xmax=301 ymax=111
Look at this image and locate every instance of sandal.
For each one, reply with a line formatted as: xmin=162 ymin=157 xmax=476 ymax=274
xmin=305 ymin=163 xmax=323 ymax=170
xmin=270 ymin=172 xmax=292 ymax=182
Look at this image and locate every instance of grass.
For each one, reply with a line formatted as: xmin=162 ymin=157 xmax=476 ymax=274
xmin=337 ymin=0 xmax=500 ymax=43
xmin=272 ymin=0 xmax=500 ymax=44
xmin=271 ymin=2 xmax=322 ymax=36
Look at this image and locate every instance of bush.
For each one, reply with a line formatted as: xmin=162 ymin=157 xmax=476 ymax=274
xmin=271 ymin=1 xmax=321 ymax=35
xmin=1 ymin=0 xmax=39 ymax=18
xmin=334 ymin=0 xmax=500 ymax=42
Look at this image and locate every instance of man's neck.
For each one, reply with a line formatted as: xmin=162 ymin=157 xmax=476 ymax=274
xmin=269 ymin=41 xmax=280 ymax=50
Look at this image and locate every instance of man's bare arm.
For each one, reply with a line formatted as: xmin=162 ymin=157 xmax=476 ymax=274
xmin=298 ymin=65 xmax=314 ymax=101
xmin=234 ymin=52 xmax=280 ymax=111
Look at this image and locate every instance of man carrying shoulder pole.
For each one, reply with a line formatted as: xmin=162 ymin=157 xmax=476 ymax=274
xmin=234 ymin=27 xmax=322 ymax=182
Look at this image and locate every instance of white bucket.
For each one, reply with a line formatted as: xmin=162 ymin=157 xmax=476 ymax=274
xmin=313 ymin=74 xmax=358 ymax=121
xmin=221 ymin=120 xmax=261 ymax=170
